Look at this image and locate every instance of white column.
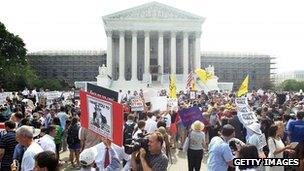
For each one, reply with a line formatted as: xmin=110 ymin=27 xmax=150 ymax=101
xmin=171 ymin=31 xmax=176 ymax=74
xmin=158 ymin=31 xmax=164 ymax=76
xmin=106 ymin=30 xmax=112 ymax=78
xmin=183 ymin=32 xmax=189 ymax=76
xmin=119 ymin=31 xmax=125 ymax=80
xmin=195 ymin=31 xmax=201 ymax=69
xmin=144 ymin=31 xmax=150 ymax=74
xmin=131 ymin=31 xmax=137 ymax=81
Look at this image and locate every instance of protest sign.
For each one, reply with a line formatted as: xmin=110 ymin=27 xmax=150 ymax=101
xmin=87 ymin=83 xmax=118 ymax=102
xmin=130 ymin=98 xmax=144 ymax=111
xmin=0 ymin=92 xmax=11 ymax=105
xmin=190 ymin=91 xmax=196 ymax=100
xmin=150 ymin=96 xmax=167 ymax=112
xmin=167 ymin=98 xmax=178 ymax=108
xmin=80 ymin=90 xmax=123 ymax=146
xmin=178 ymin=106 xmax=207 ymax=127
xmin=235 ymin=97 xmax=258 ymax=127
xmin=235 ymin=97 xmax=249 ymax=107
xmin=44 ymin=91 xmax=62 ymax=100
xmin=143 ymin=89 xmax=157 ymax=103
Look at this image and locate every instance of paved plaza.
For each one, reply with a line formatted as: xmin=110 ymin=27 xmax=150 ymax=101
xmin=59 ymin=148 xmax=208 ymax=171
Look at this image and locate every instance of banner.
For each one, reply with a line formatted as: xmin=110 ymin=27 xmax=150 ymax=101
xmin=235 ymin=97 xmax=258 ymax=126
xmin=80 ymin=91 xmax=123 ymax=146
xmin=178 ymin=106 xmax=207 ymax=127
xmin=130 ymin=98 xmax=144 ymax=111
xmin=44 ymin=91 xmax=62 ymax=100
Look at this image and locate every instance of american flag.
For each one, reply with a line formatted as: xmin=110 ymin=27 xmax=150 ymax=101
xmin=186 ymin=71 xmax=193 ymax=90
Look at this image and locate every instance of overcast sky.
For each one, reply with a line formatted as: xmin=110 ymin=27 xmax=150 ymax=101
xmin=1 ymin=0 xmax=304 ymax=73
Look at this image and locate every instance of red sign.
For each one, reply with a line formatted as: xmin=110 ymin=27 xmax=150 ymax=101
xmin=80 ymin=90 xmax=123 ymax=146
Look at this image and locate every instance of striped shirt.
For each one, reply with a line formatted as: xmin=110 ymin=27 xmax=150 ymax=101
xmin=0 ymin=131 xmax=18 ymax=167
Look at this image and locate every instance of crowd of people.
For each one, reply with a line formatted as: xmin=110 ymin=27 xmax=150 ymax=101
xmin=0 ymin=87 xmax=304 ymax=171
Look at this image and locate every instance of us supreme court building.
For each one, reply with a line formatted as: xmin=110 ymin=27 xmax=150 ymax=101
xmin=103 ymin=2 xmax=204 ymax=84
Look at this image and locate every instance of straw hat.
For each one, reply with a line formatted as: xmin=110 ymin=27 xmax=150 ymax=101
xmin=247 ymin=122 xmax=262 ymax=135
xmin=191 ymin=120 xmax=205 ymax=131
xmin=158 ymin=126 xmax=168 ymax=137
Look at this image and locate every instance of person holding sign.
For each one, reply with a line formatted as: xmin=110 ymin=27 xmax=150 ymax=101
xmin=93 ymin=136 xmax=131 ymax=171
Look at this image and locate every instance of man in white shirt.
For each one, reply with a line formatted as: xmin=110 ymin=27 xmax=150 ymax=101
xmin=12 ymin=125 xmax=43 ymax=171
xmin=92 ymin=136 xmax=131 ymax=171
xmin=37 ymin=125 xmax=56 ymax=153
xmin=145 ymin=112 xmax=157 ymax=133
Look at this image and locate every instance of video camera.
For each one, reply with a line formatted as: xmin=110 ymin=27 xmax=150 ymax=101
xmin=125 ymin=133 xmax=149 ymax=154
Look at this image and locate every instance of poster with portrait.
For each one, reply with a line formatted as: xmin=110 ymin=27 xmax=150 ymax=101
xmin=80 ymin=90 xmax=123 ymax=146
xmin=87 ymin=96 xmax=112 ymax=138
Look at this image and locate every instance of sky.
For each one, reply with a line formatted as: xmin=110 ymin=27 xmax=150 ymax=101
xmin=1 ymin=0 xmax=304 ymax=73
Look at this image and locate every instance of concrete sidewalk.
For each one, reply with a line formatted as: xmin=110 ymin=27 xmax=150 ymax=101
xmin=59 ymin=148 xmax=208 ymax=171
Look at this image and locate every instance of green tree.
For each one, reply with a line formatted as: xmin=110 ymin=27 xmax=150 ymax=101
xmin=280 ymin=79 xmax=304 ymax=91
xmin=0 ymin=22 xmax=38 ymax=90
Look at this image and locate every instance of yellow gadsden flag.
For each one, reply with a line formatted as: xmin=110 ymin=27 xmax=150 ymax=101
xmin=237 ymin=75 xmax=249 ymax=97
xmin=195 ymin=68 xmax=213 ymax=83
xmin=169 ymin=74 xmax=177 ymax=98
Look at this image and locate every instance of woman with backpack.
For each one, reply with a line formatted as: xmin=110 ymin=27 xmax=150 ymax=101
xmin=67 ymin=117 xmax=81 ymax=168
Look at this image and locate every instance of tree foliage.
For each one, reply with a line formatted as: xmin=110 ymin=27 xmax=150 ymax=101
xmin=0 ymin=22 xmax=71 ymax=91
xmin=280 ymin=79 xmax=304 ymax=91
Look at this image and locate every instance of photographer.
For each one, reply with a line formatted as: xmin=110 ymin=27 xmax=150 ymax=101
xmin=131 ymin=131 xmax=168 ymax=171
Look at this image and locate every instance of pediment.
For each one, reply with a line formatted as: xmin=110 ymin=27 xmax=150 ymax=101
xmin=103 ymin=1 xmax=203 ymax=21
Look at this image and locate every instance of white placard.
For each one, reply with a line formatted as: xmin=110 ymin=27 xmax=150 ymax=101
xmin=0 ymin=92 xmax=11 ymax=105
xmin=143 ymin=89 xmax=158 ymax=103
xmin=44 ymin=91 xmax=62 ymax=100
xmin=130 ymin=98 xmax=144 ymax=111
xmin=167 ymin=98 xmax=178 ymax=108
xmin=190 ymin=91 xmax=196 ymax=99
xmin=150 ymin=96 xmax=168 ymax=112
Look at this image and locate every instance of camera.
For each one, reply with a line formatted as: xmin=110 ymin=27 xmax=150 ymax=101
xmin=229 ymin=139 xmax=240 ymax=151
xmin=125 ymin=133 xmax=149 ymax=154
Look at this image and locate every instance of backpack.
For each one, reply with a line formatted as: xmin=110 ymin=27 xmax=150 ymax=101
xmin=123 ymin=122 xmax=135 ymax=145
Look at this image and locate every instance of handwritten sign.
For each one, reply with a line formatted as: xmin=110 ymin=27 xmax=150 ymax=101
xmin=235 ymin=97 xmax=258 ymax=127
xmin=130 ymin=98 xmax=144 ymax=111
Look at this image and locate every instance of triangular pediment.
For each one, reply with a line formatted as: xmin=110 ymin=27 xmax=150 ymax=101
xmin=103 ymin=1 xmax=203 ymax=21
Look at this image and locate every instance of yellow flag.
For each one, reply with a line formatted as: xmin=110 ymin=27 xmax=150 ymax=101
xmin=237 ymin=75 xmax=249 ymax=97
xmin=195 ymin=68 xmax=212 ymax=83
xmin=169 ymin=74 xmax=177 ymax=98
xmin=191 ymin=80 xmax=197 ymax=91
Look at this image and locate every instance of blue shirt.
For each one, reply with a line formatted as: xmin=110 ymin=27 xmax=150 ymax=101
xmin=57 ymin=112 xmax=69 ymax=129
xmin=287 ymin=119 xmax=304 ymax=142
xmin=207 ymin=136 xmax=234 ymax=171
